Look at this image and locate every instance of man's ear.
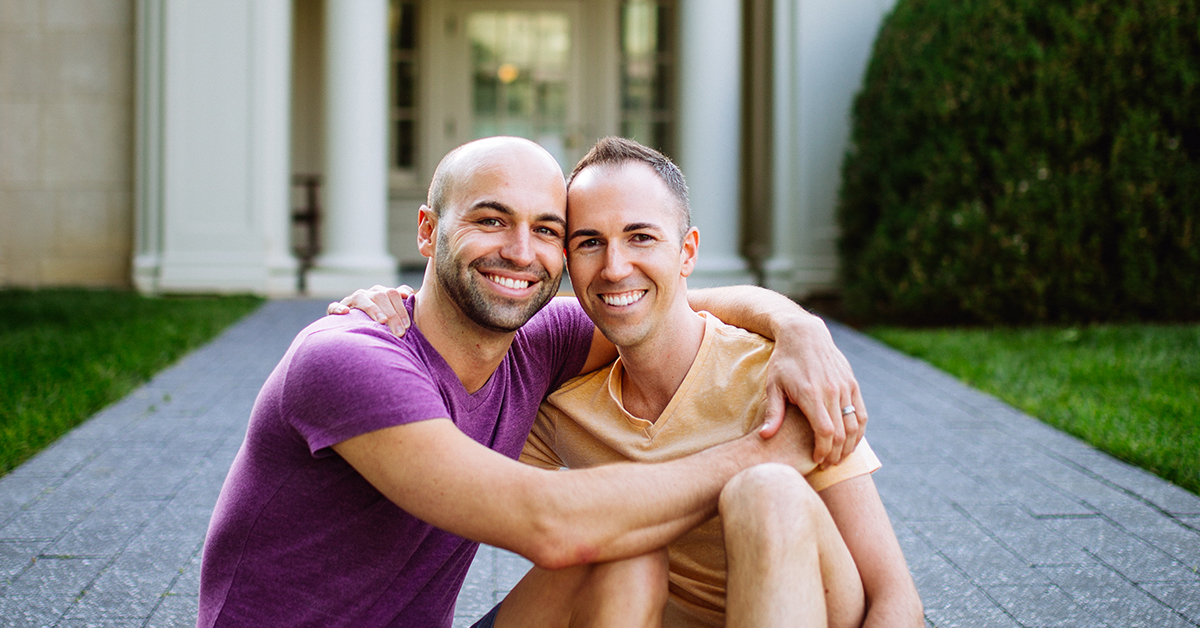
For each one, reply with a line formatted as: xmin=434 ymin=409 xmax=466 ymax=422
xmin=417 ymin=205 xmax=437 ymax=258
xmin=679 ymin=227 xmax=700 ymax=277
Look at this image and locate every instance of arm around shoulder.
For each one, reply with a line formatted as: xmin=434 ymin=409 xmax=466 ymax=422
xmin=687 ymin=285 xmax=868 ymax=465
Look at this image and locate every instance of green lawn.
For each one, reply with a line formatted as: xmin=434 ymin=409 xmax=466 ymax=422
xmin=867 ymin=324 xmax=1200 ymax=496
xmin=0 ymin=289 xmax=262 ymax=476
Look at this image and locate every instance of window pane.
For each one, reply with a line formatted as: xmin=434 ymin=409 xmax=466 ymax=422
xmin=396 ymin=119 xmax=415 ymax=168
xmin=620 ymin=1 xmax=675 ymax=156
xmin=396 ymin=2 xmax=417 ymax=51
xmin=467 ymin=11 xmax=570 ymax=143
xmin=396 ymin=61 xmax=415 ymax=108
xmin=389 ymin=0 xmax=418 ymax=173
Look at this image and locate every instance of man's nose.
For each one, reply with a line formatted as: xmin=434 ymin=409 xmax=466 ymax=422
xmin=600 ymin=245 xmax=633 ymax=282
xmin=500 ymin=229 xmax=536 ymax=268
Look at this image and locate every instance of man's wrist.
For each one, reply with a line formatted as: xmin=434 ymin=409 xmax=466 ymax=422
xmin=772 ymin=309 xmax=822 ymax=343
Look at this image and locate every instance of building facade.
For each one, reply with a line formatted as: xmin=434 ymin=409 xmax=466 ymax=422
xmin=1 ymin=0 xmax=896 ymax=297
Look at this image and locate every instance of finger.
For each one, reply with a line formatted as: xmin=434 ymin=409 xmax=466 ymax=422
xmin=850 ymin=385 xmax=868 ymax=446
xmin=839 ymin=405 xmax=858 ymax=462
xmin=760 ymin=387 xmax=786 ymax=439
xmin=369 ymin=291 xmax=399 ymax=328
xmin=822 ymin=396 xmax=847 ymax=466
xmin=327 ymin=301 xmax=349 ymax=315
xmin=397 ymin=284 xmax=416 ymax=298
xmin=362 ymin=285 xmax=391 ymax=324
xmin=345 ymin=289 xmax=385 ymax=325
xmin=803 ymin=397 xmax=834 ymax=466
xmin=385 ymin=288 xmax=410 ymax=331
xmin=381 ymin=288 xmax=412 ymax=338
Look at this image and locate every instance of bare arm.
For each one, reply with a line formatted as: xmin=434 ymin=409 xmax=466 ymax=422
xmin=330 ymin=285 xmax=866 ymax=464
xmin=688 ymin=285 xmax=867 ymax=465
xmin=820 ymin=475 xmax=924 ymax=627
xmin=333 ymin=415 xmax=808 ymax=570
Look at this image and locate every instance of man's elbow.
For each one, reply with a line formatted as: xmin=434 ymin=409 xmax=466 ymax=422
xmin=521 ymin=513 xmax=603 ymax=571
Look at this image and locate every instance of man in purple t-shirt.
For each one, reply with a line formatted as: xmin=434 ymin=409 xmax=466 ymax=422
xmin=199 ymin=137 xmax=869 ymax=628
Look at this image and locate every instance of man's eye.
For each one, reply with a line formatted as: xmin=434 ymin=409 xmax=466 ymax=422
xmin=535 ymin=226 xmax=562 ymax=238
xmin=479 ymin=218 xmax=502 ymax=227
xmin=577 ymin=238 xmax=601 ymax=249
xmin=631 ymin=233 xmax=654 ymax=243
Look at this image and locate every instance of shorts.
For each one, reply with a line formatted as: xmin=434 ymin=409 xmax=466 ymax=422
xmin=469 ymin=602 xmax=502 ymax=628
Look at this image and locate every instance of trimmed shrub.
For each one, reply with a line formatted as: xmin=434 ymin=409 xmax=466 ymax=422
xmin=838 ymin=0 xmax=1200 ymax=324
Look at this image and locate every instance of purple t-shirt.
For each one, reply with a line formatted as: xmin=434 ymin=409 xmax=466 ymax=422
xmin=198 ymin=298 xmax=593 ymax=628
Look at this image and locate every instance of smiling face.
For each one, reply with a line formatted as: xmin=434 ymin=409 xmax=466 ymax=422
xmin=419 ymin=138 xmax=567 ymax=333
xmin=566 ymin=162 xmax=698 ymax=349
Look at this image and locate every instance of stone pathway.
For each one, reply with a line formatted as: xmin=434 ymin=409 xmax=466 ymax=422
xmin=0 ymin=301 xmax=1196 ymax=627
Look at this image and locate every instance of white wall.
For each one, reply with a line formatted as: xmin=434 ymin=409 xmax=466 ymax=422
xmin=1 ymin=0 xmax=135 ymax=288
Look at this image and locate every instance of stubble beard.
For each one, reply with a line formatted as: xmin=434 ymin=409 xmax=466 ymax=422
xmin=435 ymin=229 xmax=560 ymax=333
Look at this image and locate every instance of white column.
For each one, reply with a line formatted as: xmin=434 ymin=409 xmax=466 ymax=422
xmin=676 ymin=0 xmax=753 ymax=288
xmin=307 ymin=0 xmax=397 ymax=296
xmin=259 ymin=0 xmax=299 ymax=295
xmin=133 ymin=0 xmax=166 ymax=293
xmin=766 ymin=0 xmax=894 ymax=297
xmin=765 ymin=0 xmax=800 ymax=295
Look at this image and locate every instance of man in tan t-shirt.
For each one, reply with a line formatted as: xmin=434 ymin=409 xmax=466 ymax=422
xmin=515 ymin=137 xmax=923 ymax=628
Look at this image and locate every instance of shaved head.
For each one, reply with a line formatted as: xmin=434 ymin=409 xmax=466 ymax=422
xmin=420 ymin=136 xmax=567 ymax=333
xmin=427 ymin=136 xmax=565 ymax=217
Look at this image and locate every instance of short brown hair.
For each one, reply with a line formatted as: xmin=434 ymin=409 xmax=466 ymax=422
xmin=568 ymin=137 xmax=691 ymax=240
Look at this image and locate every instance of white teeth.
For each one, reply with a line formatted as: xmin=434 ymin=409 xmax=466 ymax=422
xmin=601 ymin=291 xmax=646 ymax=307
xmin=486 ymin=274 xmax=530 ymax=290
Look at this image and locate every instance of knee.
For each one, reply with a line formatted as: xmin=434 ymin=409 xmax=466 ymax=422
xmin=719 ymin=463 xmax=822 ymax=536
xmin=580 ymin=549 xmax=669 ymax=624
xmin=589 ymin=548 xmax=669 ymax=599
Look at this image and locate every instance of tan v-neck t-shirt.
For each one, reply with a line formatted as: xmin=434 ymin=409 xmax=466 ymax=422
xmin=522 ymin=312 xmax=881 ymax=627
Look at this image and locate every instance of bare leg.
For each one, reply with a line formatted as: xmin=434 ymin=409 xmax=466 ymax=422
xmin=720 ymin=463 xmax=865 ymax=628
xmin=494 ymin=548 xmax=669 ymax=628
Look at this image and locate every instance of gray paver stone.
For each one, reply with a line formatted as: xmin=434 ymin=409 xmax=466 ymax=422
xmin=1041 ymin=562 xmax=1195 ymax=628
xmin=986 ymin=583 xmax=1111 ymax=628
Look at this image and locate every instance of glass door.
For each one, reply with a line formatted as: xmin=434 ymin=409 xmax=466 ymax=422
xmin=450 ymin=2 xmax=583 ymax=169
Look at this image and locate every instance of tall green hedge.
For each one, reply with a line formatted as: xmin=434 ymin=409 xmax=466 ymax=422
xmin=838 ymin=0 xmax=1200 ymax=324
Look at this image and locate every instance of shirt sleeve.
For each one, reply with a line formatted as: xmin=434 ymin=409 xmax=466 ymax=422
xmin=516 ymin=297 xmax=595 ymax=392
xmin=520 ymin=405 xmax=566 ymax=470
xmin=804 ymin=438 xmax=882 ymax=493
xmin=281 ymin=314 xmax=452 ymax=456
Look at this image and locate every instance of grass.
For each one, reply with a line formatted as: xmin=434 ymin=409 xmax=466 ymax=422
xmin=0 ymin=288 xmax=263 ymax=476
xmin=867 ymin=324 xmax=1200 ymax=496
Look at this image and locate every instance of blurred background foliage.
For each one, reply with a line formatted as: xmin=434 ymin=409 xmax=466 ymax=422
xmin=838 ymin=0 xmax=1200 ymax=325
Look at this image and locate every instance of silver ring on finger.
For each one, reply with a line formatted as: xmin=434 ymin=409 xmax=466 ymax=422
xmin=841 ymin=405 xmax=856 ymax=416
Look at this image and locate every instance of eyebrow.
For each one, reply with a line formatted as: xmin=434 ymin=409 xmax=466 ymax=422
xmin=568 ymin=228 xmax=601 ymax=241
xmin=568 ymin=222 xmax=664 ymax=241
xmin=472 ymin=201 xmax=566 ymax=229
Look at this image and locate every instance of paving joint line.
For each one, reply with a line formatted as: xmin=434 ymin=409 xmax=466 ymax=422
xmin=1 ymin=484 xmax=120 ymax=593
xmin=137 ymin=542 xmax=204 ymax=628
xmin=909 ymin=524 xmax=1032 ymax=628
xmin=1078 ymin=546 xmax=1200 ymax=628
xmin=1042 ymin=447 xmax=1200 ymax=531
xmin=58 ymin=488 xmax=178 ymax=622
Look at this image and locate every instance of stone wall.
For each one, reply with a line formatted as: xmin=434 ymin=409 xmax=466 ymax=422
xmin=0 ymin=0 xmax=135 ymax=288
